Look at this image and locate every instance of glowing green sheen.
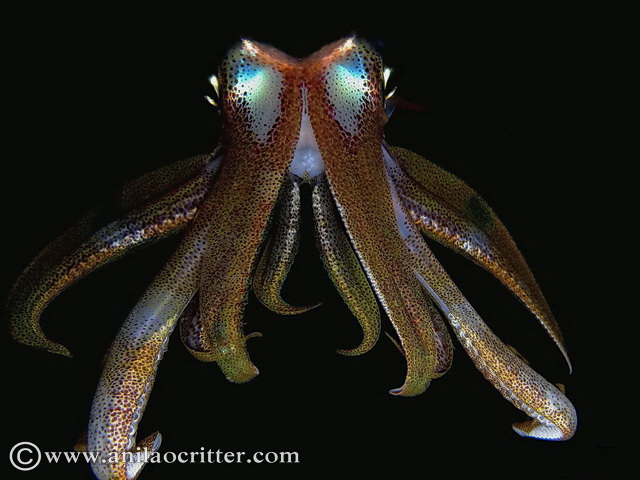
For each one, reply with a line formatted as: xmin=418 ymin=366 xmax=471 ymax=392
xmin=324 ymin=56 xmax=370 ymax=136
xmin=231 ymin=62 xmax=283 ymax=142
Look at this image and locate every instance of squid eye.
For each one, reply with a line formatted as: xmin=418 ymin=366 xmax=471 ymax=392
xmin=204 ymin=74 xmax=220 ymax=108
xmin=382 ymin=64 xmax=398 ymax=99
xmin=209 ymin=74 xmax=220 ymax=95
xmin=381 ymin=64 xmax=398 ymax=121
xmin=383 ymin=66 xmax=392 ymax=89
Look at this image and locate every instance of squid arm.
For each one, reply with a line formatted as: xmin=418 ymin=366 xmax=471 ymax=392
xmin=311 ymin=174 xmax=381 ymax=356
xmin=178 ymin=294 xmax=211 ymax=361
xmin=321 ymin=157 xmax=452 ymax=396
xmin=88 ymin=41 xmax=305 ymax=477
xmin=385 ymin=144 xmax=571 ymax=371
xmin=197 ymin=160 xmax=293 ymax=383
xmin=7 ymin=153 xmax=220 ymax=357
xmin=385 ymin=147 xmax=577 ymax=440
xmin=118 ymin=152 xmax=216 ymax=210
xmin=178 ymin=294 xmax=263 ymax=363
xmin=253 ymin=177 xmax=319 ymax=315
xmin=306 ymin=40 xmax=451 ymax=396
xmin=87 ymin=195 xmax=213 ymax=480
xmin=196 ymin=40 xmax=304 ymax=384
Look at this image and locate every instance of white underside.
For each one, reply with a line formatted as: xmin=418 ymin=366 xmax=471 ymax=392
xmin=289 ymin=89 xmax=325 ymax=180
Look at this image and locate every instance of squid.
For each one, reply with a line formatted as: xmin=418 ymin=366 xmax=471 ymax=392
xmin=7 ymin=36 xmax=576 ymax=479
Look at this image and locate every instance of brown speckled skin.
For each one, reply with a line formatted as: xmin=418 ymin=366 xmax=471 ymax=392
xmin=88 ymin=42 xmax=305 ymax=479
xmin=88 ymin=193 xmax=211 ymax=479
xmin=8 ymin=36 xmax=577 ymax=480
xmin=253 ymin=178 xmax=318 ymax=314
xmin=386 ymin=148 xmax=577 ymax=438
xmin=312 ymin=175 xmax=381 ymax=356
xmin=386 ymin=145 xmax=570 ymax=370
xmin=7 ymin=153 xmax=219 ymax=357
xmin=197 ymin=42 xmax=303 ymax=383
xmin=305 ymin=40 xmax=449 ymax=395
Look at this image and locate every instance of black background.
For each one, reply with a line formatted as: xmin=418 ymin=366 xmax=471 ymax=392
xmin=2 ymin=5 xmax=631 ymax=479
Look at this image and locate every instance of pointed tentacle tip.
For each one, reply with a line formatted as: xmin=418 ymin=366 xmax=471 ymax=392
xmin=335 ymin=323 xmax=381 ymax=356
xmin=184 ymin=347 xmax=218 ymax=363
xmin=335 ymin=341 xmax=376 ymax=357
xmin=388 ymin=378 xmax=431 ymax=397
xmin=217 ymin=332 xmax=262 ymax=384
xmin=42 ymin=341 xmax=73 ymax=358
xmin=564 ymin=352 xmax=573 ymax=375
xmin=548 ymin=343 xmax=572 ymax=374
xmin=289 ymin=301 xmax=323 ymax=315
xmin=276 ymin=301 xmax=323 ymax=315
xmin=227 ymin=365 xmax=260 ymax=384
xmin=10 ymin=327 xmax=74 ymax=357
xmin=512 ymin=419 xmax=574 ymax=441
xmin=52 ymin=345 xmax=73 ymax=358
xmin=384 ymin=331 xmax=405 ymax=357
xmin=335 ymin=348 xmax=364 ymax=356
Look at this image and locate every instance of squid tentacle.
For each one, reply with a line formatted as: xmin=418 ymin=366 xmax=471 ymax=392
xmin=118 ymin=151 xmax=217 ymax=210
xmin=326 ymin=187 xmax=435 ymax=394
xmin=305 ymin=40 xmax=448 ymax=396
xmin=179 ymin=295 xmax=263 ymax=363
xmin=8 ymin=154 xmax=220 ymax=357
xmin=197 ymin=159 xmax=280 ymax=384
xmin=311 ymin=174 xmax=381 ymax=356
xmin=384 ymin=145 xmax=571 ymax=371
xmin=420 ymin=292 xmax=454 ymax=376
xmin=178 ymin=294 xmax=216 ymax=361
xmin=87 ymin=197 xmax=212 ymax=480
xmin=383 ymin=295 xmax=453 ymax=377
xmin=385 ymin=148 xmax=577 ymax=439
xmin=196 ymin=40 xmax=304 ymax=384
xmin=321 ymin=164 xmax=447 ymax=396
xmin=253 ymin=177 xmax=320 ymax=315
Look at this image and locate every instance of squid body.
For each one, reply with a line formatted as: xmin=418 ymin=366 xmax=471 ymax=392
xmin=8 ymin=36 xmax=576 ymax=480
